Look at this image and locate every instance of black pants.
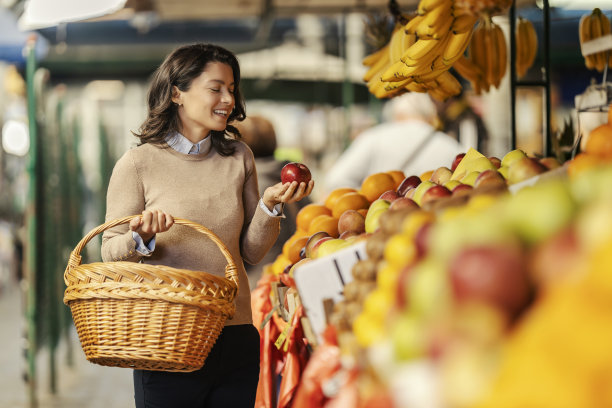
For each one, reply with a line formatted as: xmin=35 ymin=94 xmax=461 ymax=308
xmin=134 ymin=324 xmax=260 ymax=408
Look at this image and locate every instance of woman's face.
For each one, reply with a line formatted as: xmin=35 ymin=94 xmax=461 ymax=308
xmin=173 ymin=61 xmax=235 ymax=142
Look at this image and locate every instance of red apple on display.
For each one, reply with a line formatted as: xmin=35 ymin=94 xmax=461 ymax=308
xmin=449 ymin=245 xmax=531 ymax=317
xmin=507 ymin=157 xmax=546 ymax=185
xmin=488 ymin=156 xmax=502 ymax=169
xmin=451 ymin=153 xmax=466 ymax=172
xmin=474 ymin=169 xmax=507 ymax=189
xmin=281 ymin=162 xmax=312 ymax=184
xmin=389 ymin=197 xmax=420 ymax=211
xmin=337 ymin=209 xmax=366 ymax=235
xmin=304 ymin=231 xmax=331 ymax=258
xmin=451 ymin=184 xmax=473 ymax=197
xmin=420 ymin=185 xmax=451 ymax=205
xmin=378 ymin=190 xmax=401 ymax=202
xmin=397 ymin=175 xmax=421 ymax=196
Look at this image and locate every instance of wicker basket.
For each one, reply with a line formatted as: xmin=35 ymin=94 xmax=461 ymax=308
xmin=63 ymin=215 xmax=239 ymax=372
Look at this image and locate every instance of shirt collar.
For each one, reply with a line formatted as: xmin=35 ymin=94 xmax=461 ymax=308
xmin=165 ymin=131 xmax=211 ymax=155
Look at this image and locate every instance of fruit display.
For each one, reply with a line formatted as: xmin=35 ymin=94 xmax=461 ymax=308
xmin=515 ymin=16 xmax=538 ymax=79
xmin=579 ymin=8 xmax=612 ymax=72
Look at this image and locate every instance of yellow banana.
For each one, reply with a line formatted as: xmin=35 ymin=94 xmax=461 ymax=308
xmin=469 ymin=23 xmax=489 ymax=92
xmin=524 ymin=18 xmax=538 ymax=73
xmin=452 ymin=14 xmax=478 ymax=34
xmin=389 ymin=24 xmax=406 ymax=63
xmin=404 ymin=15 xmax=426 ymax=35
xmin=453 ymin=54 xmax=483 ymax=83
xmin=417 ymin=0 xmax=448 ymax=16
xmin=381 ymin=60 xmax=412 ymax=82
xmin=483 ymin=23 xmax=498 ymax=90
xmin=442 ymin=28 xmax=473 ymax=65
xmin=363 ymin=47 xmax=390 ymax=82
xmin=493 ymin=23 xmax=507 ymax=87
xmin=417 ymin=2 xmax=454 ymax=39
xmin=435 ymin=71 xmax=463 ymax=97
xmin=590 ymin=9 xmax=605 ymax=71
xmin=362 ymin=45 xmax=388 ymax=67
xmin=579 ymin=13 xmax=595 ymax=69
xmin=402 ymin=34 xmax=449 ymax=61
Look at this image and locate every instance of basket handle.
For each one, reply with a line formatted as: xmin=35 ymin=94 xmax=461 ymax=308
xmin=66 ymin=215 xmax=239 ymax=284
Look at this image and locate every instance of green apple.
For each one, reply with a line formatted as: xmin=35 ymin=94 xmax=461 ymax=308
xmin=501 ymin=149 xmax=527 ymax=168
xmin=412 ymin=181 xmax=437 ymax=205
xmin=365 ymin=207 xmax=389 ymax=233
xmin=460 ymin=171 xmax=480 ymax=186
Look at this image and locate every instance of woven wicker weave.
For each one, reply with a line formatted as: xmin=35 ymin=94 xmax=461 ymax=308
xmin=63 ymin=216 xmax=239 ymax=372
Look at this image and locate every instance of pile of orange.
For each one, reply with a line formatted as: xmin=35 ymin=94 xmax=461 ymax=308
xmin=360 ymin=172 xmax=397 ymax=202
xmin=568 ymin=105 xmax=612 ymax=178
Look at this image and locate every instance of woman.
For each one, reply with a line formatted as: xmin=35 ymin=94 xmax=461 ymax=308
xmin=101 ymin=43 xmax=313 ymax=407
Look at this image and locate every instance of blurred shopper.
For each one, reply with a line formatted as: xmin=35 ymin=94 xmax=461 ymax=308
xmin=235 ymin=115 xmax=310 ymax=289
xmin=324 ymin=92 xmax=464 ymax=192
xmin=435 ymin=91 xmax=489 ymax=152
xmin=101 ymin=43 xmax=313 ymax=408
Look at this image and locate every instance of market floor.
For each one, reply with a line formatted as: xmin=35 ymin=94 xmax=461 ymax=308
xmin=0 ymin=280 xmax=134 ymax=408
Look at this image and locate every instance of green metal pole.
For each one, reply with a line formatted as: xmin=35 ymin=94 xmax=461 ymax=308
xmin=24 ymin=35 xmax=39 ymax=408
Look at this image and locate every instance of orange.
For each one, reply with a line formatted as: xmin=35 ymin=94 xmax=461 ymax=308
xmin=296 ymin=204 xmax=332 ymax=232
xmin=387 ymin=170 xmax=406 ymax=188
xmin=420 ymin=170 xmax=434 ymax=182
xmin=567 ymin=153 xmax=604 ymax=179
xmin=286 ymin=235 xmax=309 ymax=264
xmin=585 ymin=123 xmax=612 ymax=159
xmin=331 ymin=192 xmax=370 ymax=219
xmin=324 ymin=187 xmax=357 ymax=210
xmin=308 ymin=214 xmax=340 ymax=237
xmin=360 ymin=172 xmax=397 ymax=202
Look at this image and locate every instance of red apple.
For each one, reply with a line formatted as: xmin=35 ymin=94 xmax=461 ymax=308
xmin=449 ymin=245 xmax=531 ymax=317
xmin=451 ymin=184 xmax=473 ymax=197
xmin=337 ymin=209 xmax=366 ymax=235
xmin=304 ymin=231 xmax=331 ymax=258
xmin=414 ymin=222 xmax=432 ymax=258
xmin=420 ymin=185 xmax=451 ymax=205
xmin=389 ymin=197 xmax=420 ymax=211
xmin=539 ymin=157 xmax=561 ymax=170
xmin=378 ymin=190 xmax=401 ymax=202
xmin=281 ymin=162 xmax=311 ymax=184
xmin=396 ymin=175 xmax=421 ymax=196
xmin=474 ymin=169 xmax=507 ymax=189
xmin=507 ymin=157 xmax=546 ymax=185
xmin=451 ymin=153 xmax=466 ymax=172
xmin=488 ymin=156 xmax=502 ymax=169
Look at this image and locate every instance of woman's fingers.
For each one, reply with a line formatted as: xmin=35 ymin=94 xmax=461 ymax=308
xmin=130 ymin=210 xmax=174 ymax=234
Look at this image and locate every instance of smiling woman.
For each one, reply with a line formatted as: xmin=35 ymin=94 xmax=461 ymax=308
xmin=100 ymin=43 xmax=314 ymax=408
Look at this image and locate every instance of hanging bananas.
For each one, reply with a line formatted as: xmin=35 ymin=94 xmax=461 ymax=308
xmin=459 ymin=17 xmax=507 ymax=94
xmin=360 ymin=0 xmax=480 ymax=101
xmin=515 ymin=17 xmax=538 ymax=79
xmin=453 ymin=0 xmax=512 ymax=17
xmin=579 ymin=8 xmax=611 ymax=73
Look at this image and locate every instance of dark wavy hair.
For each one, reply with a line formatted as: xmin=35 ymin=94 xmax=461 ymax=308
xmin=133 ymin=43 xmax=246 ymax=156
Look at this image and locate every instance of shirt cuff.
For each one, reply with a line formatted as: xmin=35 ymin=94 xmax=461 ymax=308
xmin=259 ymin=198 xmax=285 ymax=218
xmin=132 ymin=231 xmax=155 ymax=256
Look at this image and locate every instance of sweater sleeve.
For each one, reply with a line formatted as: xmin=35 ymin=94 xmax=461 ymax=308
xmin=240 ymin=147 xmax=281 ymax=265
xmin=101 ymin=150 xmax=144 ymax=263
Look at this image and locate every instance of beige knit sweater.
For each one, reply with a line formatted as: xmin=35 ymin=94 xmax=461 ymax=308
xmin=101 ymin=140 xmax=281 ymax=325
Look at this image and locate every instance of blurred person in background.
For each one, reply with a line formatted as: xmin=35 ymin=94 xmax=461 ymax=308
xmin=323 ymin=92 xmax=464 ymax=193
xmin=101 ymin=43 xmax=313 ymax=408
xmin=235 ymin=115 xmax=310 ymax=288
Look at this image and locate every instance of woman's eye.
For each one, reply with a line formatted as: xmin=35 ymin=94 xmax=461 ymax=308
xmin=210 ymin=88 xmax=220 ymax=92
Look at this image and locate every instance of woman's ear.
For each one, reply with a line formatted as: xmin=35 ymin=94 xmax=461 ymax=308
xmin=171 ymin=85 xmax=182 ymax=105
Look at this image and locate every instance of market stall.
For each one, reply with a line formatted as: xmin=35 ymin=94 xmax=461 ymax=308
xmin=251 ymin=1 xmax=612 ymax=407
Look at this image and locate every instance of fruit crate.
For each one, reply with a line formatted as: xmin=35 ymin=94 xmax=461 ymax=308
xmin=293 ymin=240 xmax=366 ymax=344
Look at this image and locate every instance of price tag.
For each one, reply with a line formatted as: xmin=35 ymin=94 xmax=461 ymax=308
xmin=274 ymin=315 xmax=293 ymax=350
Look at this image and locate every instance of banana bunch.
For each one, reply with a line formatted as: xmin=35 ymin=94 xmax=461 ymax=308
xmin=515 ymin=17 xmax=538 ymax=79
xmin=453 ymin=0 xmax=512 ymax=17
xmin=458 ymin=17 xmax=506 ymax=94
xmin=579 ymin=8 xmax=611 ymax=72
xmin=361 ymin=0 xmax=479 ymax=100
